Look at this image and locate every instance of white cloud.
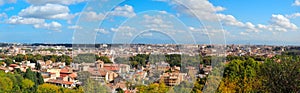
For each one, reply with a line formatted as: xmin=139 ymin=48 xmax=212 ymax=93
xmin=19 ymin=4 xmax=75 ymax=20
xmin=240 ymin=32 xmax=249 ymax=36
xmin=270 ymin=14 xmax=298 ymax=30
xmin=33 ymin=21 xmax=62 ymax=31
xmin=144 ymin=15 xmax=164 ymax=24
xmin=257 ymin=24 xmax=272 ymax=31
xmin=26 ymin=0 xmax=86 ymax=5
xmin=188 ymin=27 xmax=210 ymax=35
xmin=158 ymin=11 xmax=168 ymax=14
xmin=176 ymin=1 xmax=297 ymax=33
xmin=110 ymin=5 xmax=136 ymax=18
xmin=167 ymin=0 xmax=226 ymax=21
xmin=141 ymin=32 xmax=153 ymax=37
xmin=143 ymin=14 xmax=173 ymax=29
xmin=0 ymin=13 xmax=8 ymax=20
xmin=188 ymin=27 xmax=198 ymax=32
xmin=4 ymin=7 xmax=14 ymax=11
xmin=0 ymin=0 xmax=16 ymax=6
xmin=110 ymin=26 xmax=135 ymax=32
xmin=110 ymin=28 xmax=118 ymax=32
xmin=286 ymin=13 xmax=300 ymax=18
xmin=293 ymin=0 xmax=300 ymax=6
xmin=81 ymin=11 xmax=105 ymax=21
xmin=161 ymin=0 xmax=259 ymax=33
xmin=81 ymin=5 xmax=136 ymax=21
xmin=95 ymin=28 xmax=109 ymax=34
xmin=217 ymin=14 xmax=244 ymax=27
xmin=160 ymin=0 xmax=299 ymax=34
xmin=254 ymin=14 xmax=298 ymax=32
xmin=7 ymin=0 xmax=16 ymax=3
xmin=7 ymin=16 xmax=45 ymax=24
xmin=0 ymin=0 xmax=3 ymax=6
xmin=68 ymin=25 xmax=82 ymax=30
xmin=217 ymin=14 xmax=259 ymax=32
xmin=86 ymin=7 xmax=93 ymax=11
xmin=7 ymin=16 xmax=62 ymax=31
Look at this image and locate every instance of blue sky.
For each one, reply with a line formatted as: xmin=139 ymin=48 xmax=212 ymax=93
xmin=0 ymin=0 xmax=300 ymax=45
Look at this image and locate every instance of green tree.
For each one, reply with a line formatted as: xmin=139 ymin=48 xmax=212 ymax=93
xmin=73 ymin=54 xmax=96 ymax=63
xmin=4 ymin=58 xmax=14 ymax=66
xmin=114 ymin=57 xmax=128 ymax=64
xmin=260 ymin=56 xmax=300 ymax=92
xmin=116 ymin=87 xmax=124 ymax=93
xmin=36 ymin=72 xmax=44 ymax=85
xmin=24 ymin=68 xmax=36 ymax=82
xmin=34 ymin=54 xmax=44 ymax=60
xmin=35 ymin=62 xmax=41 ymax=70
xmin=14 ymin=54 xmax=25 ymax=62
xmin=65 ymin=58 xmax=72 ymax=66
xmin=98 ymin=56 xmax=112 ymax=63
xmin=23 ymin=68 xmax=44 ymax=91
xmin=83 ymin=78 xmax=109 ymax=93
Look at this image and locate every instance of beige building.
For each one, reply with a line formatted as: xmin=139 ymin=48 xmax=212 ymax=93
xmin=160 ymin=72 xmax=187 ymax=86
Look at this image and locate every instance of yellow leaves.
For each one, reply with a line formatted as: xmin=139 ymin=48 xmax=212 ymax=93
xmin=137 ymin=83 xmax=169 ymax=93
xmin=0 ymin=77 xmax=13 ymax=92
xmin=37 ymin=84 xmax=61 ymax=93
xmin=21 ymin=79 xmax=35 ymax=89
xmin=218 ymin=78 xmax=237 ymax=93
xmin=217 ymin=76 xmax=263 ymax=93
xmin=37 ymin=83 xmax=84 ymax=93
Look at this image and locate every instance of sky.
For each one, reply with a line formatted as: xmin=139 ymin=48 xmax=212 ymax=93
xmin=0 ymin=0 xmax=300 ymax=45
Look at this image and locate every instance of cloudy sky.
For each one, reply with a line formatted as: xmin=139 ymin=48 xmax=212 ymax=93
xmin=0 ymin=0 xmax=300 ymax=45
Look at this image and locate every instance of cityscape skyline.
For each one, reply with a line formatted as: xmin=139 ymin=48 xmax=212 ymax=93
xmin=0 ymin=0 xmax=300 ymax=45
xmin=1 ymin=1 xmax=300 ymax=92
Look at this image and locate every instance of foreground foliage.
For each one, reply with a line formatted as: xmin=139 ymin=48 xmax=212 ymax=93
xmin=135 ymin=55 xmax=300 ymax=93
xmin=0 ymin=69 xmax=83 ymax=93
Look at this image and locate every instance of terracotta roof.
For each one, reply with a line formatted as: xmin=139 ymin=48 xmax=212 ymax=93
xmin=104 ymin=66 xmax=119 ymax=71
xmin=125 ymin=90 xmax=131 ymax=93
xmin=60 ymin=73 xmax=69 ymax=78
xmin=88 ymin=68 xmax=107 ymax=77
xmin=107 ymin=81 xmax=127 ymax=90
xmin=0 ymin=67 xmax=7 ymax=70
xmin=9 ymin=64 xmax=18 ymax=67
xmin=60 ymin=67 xmax=72 ymax=73
xmin=69 ymin=73 xmax=77 ymax=78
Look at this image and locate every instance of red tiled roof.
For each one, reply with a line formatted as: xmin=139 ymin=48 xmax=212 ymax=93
xmin=69 ymin=73 xmax=77 ymax=78
xmin=0 ymin=67 xmax=7 ymax=70
xmin=104 ymin=66 xmax=119 ymax=71
xmin=9 ymin=64 xmax=18 ymax=67
xmin=60 ymin=73 xmax=69 ymax=78
xmin=60 ymin=67 xmax=71 ymax=73
xmin=125 ymin=90 xmax=131 ymax=93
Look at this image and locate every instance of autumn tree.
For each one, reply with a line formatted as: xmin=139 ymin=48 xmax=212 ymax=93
xmin=0 ymin=77 xmax=13 ymax=92
xmin=220 ymin=58 xmax=262 ymax=92
xmin=21 ymin=79 xmax=35 ymax=93
xmin=37 ymin=84 xmax=60 ymax=93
